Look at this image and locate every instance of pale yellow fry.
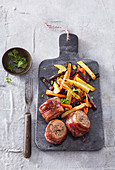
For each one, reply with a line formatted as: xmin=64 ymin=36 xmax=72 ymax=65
xmin=66 ymin=89 xmax=72 ymax=104
xmin=76 ymin=77 xmax=96 ymax=91
xmin=53 ymin=82 xmax=61 ymax=94
xmin=65 ymin=79 xmax=90 ymax=93
xmin=77 ymin=61 xmax=96 ymax=80
xmin=54 ymin=64 xmax=66 ymax=73
xmin=61 ymin=103 xmax=89 ymax=118
xmin=62 ymin=84 xmax=80 ymax=99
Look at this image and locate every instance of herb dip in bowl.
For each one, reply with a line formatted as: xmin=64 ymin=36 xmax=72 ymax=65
xmin=2 ymin=47 xmax=32 ymax=75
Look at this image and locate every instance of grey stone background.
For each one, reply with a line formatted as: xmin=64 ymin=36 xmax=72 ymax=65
xmin=0 ymin=0 xmax=115 ymax=169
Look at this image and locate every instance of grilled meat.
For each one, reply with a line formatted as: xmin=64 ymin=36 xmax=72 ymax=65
xmin=45 ymin=119 xmax=67 ymax=144
xmin=39 ymin=97 xmax=64 ymax=121
xmin=65 ymin=111 xmax=91 ymax=137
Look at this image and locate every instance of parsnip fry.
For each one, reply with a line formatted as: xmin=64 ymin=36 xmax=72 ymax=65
xmin=61 ymin=103 xmax=89 ymax=118
xmin=76 ymin=77 xmax=96 ymax=91
xmin=77 ymin=61 xmax=96 ymax=80
xmin=65 ymin=79 xmax=90 ymax=93
xmin=60 ymin=71 xmax=68 ymax=90
xmin=53 ymin=81 xmax=61 ymax=94
xmin=54 ymin=64 xmax=66 ymax=73
xmin=46 ymin=90 xmax=66 ymax=98
xmin=66 ymin=89 xmax=72 ymax=104
xmin=62 ymin=84 xmax=80 ymax=99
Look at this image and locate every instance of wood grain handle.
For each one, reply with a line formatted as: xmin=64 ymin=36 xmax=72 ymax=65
xmin=23 ymin=113 xmax=31 ymax=158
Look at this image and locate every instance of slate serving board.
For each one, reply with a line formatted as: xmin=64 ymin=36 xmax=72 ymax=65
xmin=35 ymin=33 xmax=104 ymax=151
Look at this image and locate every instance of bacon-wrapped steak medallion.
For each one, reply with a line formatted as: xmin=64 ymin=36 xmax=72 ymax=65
xmin=65 ymin=111 xmax=91 ymax=137
xmin=45 ymin=119 xmax=67 ymax=144
xmin=39 ymin=97 xmax=64 ymax=121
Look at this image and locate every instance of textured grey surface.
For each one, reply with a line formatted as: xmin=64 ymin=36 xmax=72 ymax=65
xmin=0 ymin=0 xmax=115 ymax=169
xmin=36 ymin=33 xmax=104 ymax=151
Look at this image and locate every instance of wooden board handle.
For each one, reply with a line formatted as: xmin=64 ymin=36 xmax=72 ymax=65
xmin=59 ymin=33 xmax=79 ymax=54
xmin=23 ymin=113 xmax=31 ymax=158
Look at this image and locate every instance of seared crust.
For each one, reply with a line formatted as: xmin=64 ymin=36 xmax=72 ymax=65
xmin=45 ymin=119 xmax=67 ymax=144
xmin=65 ymin=111 xmax=91 ymax=137
xmin=73 ymin=111 xmax=91 ymax=130
xmin=39 ymin=97 xmax=64 ymax=121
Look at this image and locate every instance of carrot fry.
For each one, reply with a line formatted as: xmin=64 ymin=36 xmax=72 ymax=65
xmin=46 ymin=90 xmax=66 ymax=98
xmin=61 ymin=103 xmax=72 ymax=110
xmin=77 ymin=65 xmax=81 ymax=71
xmin=72 ymin=65 xmax=76 ymax=70
xmin=67 ymin=62 xmax=71 ymax=79
xmin=61 ymin=103 xmax=89 ymax=118
xmin=80 ymin=68 xmax=86 ymax=76
xmin=77 ymin=61 xmax=96 ymax=80
xmin=72 ymin=65 xmax=81 ymax=80
xmin=83 ymin=108 xmax=88 ymax=114
xmin=60 ymin=62 xmax=72 ymax=90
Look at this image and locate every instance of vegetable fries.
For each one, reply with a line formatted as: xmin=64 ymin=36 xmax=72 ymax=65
xmin=61 ymin=103 xmax=89 ymax=118
xmin=41 ymin=61 xmax=98 ymax=118
xmin=77 ymin=61 xmax=96 ymax=80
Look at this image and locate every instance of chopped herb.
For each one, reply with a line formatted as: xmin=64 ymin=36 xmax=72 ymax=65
xmin=43 ymin=67 xmax=46 ymax=70
xmin=41 ymin=94 xmax=44 ymax=97
xmin=20 ymin=64 xmax=26 ymax=69
xmin=17 ymin=58 xmax=27 ymax=68
xmin=92 ymin=93 xmax=94 ymax=96
xmin=91 ymin=96 xmax=94 ymax=99
xmin=72 ymin=88 xmax=80 ymax=94
xmin=60 ymin=98 xmax=69 ymax=104
xmin=6 ymin=78 xmax=12 ymax=84
xmin=8 ymin=63 xmax=13 ymax=71
xmin=60 ymin=75 xmax=63 ymax=78
xmin=12 ymin=69 xmax=17 ymax=73
xmin=7 ymin=49 xmax=27 ymax=73
xmin=50 ymin=80 xmax=53 ymax=85
xmin=8 ymin=63 xmax=17 ymax=73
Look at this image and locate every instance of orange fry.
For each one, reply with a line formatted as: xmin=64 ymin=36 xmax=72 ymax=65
xmin=61 ymin=103 xmax=72 ymax=110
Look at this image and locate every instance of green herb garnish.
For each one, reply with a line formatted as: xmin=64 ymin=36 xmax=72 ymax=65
xmin=60 ymin=98 xmax=69 ymax=104
xmin=72 ymin=88 xmax=80 ymax=94
xmin=41 ymin=94 xmax=44 ymax=98
xmin=60 ymin=75 xmax=63 ymax=78
xmin=91 ymin=96 xmax=93 ymax=99
xmin=43 ymin=67 xmax=46 ymax=70
xmin=6 ymin=78 xmax=12 ymax=84
xmin=7 ymin=49 xmax=27 ymax=73
xmin=50 ymin=80 xmax=53 ymax=85
xmin=8 ymin=63 xmax=17 ymax=73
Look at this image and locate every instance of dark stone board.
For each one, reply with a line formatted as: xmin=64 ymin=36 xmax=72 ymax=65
xmin=35 ymin=33 xmax=104 ymax=151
